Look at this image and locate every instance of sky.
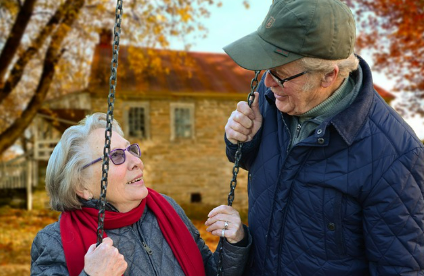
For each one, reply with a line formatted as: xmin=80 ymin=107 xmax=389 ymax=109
xmin=170 ymin=1 xmax=424 ymax=139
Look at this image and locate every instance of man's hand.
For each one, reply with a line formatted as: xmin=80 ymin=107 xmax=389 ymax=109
xmin=225 ymin=92 xmax=262 ymax=144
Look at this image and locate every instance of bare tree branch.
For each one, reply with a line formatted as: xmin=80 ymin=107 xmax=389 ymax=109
xmin=0 ymin=0 xmax=85 ymax=153
xmin=0 ymin=0 xmax=84 ymax=105
xmin=16 ymin=0 xmax=23 ymax=9
xmin=0 ymin=0 xmax=37 ymax=86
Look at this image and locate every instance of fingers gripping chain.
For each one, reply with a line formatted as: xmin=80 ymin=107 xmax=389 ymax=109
xmin=248 ymin=71 xmax=261 ymax=108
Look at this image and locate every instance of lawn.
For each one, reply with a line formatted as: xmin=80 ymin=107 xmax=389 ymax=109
xmin=0 ymin=190 xmax=221 ymax=276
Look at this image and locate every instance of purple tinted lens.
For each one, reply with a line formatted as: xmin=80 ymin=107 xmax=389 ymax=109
xmin=110 ymin=149 xmax=125 ymax=165
xmin=129 ymin=144 xmax=141 ymax=157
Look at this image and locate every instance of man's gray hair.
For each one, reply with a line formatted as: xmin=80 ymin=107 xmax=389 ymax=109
xmin=46 ymin=113 xmax=124 ymax=211
xmin=301 ymin=53 xmax=359 ymax=79
xmin=299 ymin=53 xmax=359 ymax=91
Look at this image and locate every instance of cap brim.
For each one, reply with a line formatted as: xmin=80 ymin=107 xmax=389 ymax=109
xmin=223 ymin=32 xmax=303 ymax=71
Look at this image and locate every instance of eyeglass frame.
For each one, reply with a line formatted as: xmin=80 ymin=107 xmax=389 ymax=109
xmin=81 ymin=143 xmax=141 ymax=170
xmin=267 ymin=69 xmax=308 ymax=87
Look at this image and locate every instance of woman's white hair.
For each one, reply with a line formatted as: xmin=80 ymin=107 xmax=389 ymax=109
xmin=299 ymin=53 xmax=359 ymax=91
xmin=45 ymin=113 xmax=124 ymax=211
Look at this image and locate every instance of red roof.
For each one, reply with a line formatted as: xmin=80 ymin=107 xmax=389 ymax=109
xmin=374 ymin=83 xmax=395 ymax=101
xmin=88 ymin=45 xmax=263 ymax=97
xmin=88 ymin=42 xmax=394 ymax=101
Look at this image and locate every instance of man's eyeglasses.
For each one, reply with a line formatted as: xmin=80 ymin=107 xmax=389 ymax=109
xmin=267 ymin=69 xmax=308 ymax=87
xmin=82 ymin=143 xmax=141 ymax=170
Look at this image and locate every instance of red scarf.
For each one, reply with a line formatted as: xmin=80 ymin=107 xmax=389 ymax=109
xmin=60 ymin=188 xmax=205 ymax=276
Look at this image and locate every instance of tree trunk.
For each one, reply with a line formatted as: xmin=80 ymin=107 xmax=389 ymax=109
xmin=0 ymin=0 xmax=85 ymax=154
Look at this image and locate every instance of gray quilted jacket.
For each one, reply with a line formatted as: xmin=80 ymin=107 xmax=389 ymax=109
xmin=31 ymin=194 xmax=251 ymax=275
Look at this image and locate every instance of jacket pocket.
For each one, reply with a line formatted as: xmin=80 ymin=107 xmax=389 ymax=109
xmin=324 ymin=189 xmax=346 ymax=258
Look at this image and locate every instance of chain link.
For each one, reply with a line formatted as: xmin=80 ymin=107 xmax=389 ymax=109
xmin=96 ymin=0 xmax=123 ymax=246
xmin=217 ymin=70 xmax=261 ymax=276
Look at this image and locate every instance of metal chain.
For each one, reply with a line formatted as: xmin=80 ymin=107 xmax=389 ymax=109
xmin=96 ymin=0 xmax=123 ymax=246
xmin=216 ymin=70 xmax=261 ymax=276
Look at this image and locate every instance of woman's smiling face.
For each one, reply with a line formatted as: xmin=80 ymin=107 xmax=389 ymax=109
xmin=85 ymin=128 xmax=148 ymax=213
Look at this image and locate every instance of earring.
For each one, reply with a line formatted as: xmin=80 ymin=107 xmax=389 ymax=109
xmin=88 ymin=195 xmax=93 ymax=200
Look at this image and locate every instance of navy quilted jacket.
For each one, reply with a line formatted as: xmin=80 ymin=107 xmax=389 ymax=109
xmin=225 ymin=57 xmax=424 ymax=276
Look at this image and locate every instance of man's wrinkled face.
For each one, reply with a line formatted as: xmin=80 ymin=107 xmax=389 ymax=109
xmin=264 ymin=62 xmax=323 ymax=115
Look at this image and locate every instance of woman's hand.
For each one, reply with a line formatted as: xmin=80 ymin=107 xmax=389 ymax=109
xmin=83 ymin=237 xmax=127 ymax=276
xmin=205 ymin=205 xmax=245 ymax=244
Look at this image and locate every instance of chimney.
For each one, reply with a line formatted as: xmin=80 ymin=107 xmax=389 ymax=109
xmin=99 ymin=28 xmax=113 ymax=48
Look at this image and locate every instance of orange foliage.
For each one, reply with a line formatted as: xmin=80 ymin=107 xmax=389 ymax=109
xmin=0 ymin=207 xmax=60 ymax=275
xmin=0 ymin=0 xmax=232 ymax=155
xmin=346 ymin=0 xmax=424 ymax=116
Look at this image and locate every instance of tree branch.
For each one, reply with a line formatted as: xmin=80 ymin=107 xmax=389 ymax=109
xmin=0 ymin=0 xmax=83 ymax=105
xmin=0 ymin=0 xmax=37 ymax=86
xmin=0 ymin=0 xmax=85 ymax=154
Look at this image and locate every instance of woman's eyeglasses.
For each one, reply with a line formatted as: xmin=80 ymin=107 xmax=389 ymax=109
xmin=82 ymin=143 xmax=141 ymax=170
xmin=267 ymin=69 xmax=308 ymax=87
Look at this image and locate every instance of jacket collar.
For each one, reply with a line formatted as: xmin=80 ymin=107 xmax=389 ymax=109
xmin=265 ymin=55 xmax=374 ymax=146
xmin=330 ymin=56 xmax=374 ymax=145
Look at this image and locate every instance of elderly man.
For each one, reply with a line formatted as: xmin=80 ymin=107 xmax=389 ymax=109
xmin=223 ymin=0 xmax=424 ymax=275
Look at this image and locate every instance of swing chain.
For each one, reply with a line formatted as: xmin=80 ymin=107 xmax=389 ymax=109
xmin=227 ymin=70 xmax=260 ymax=207
xmin=216 ymin=70 xmax=261 ymax=276
xmin=96 ymin=0 xmax=123 ymax=246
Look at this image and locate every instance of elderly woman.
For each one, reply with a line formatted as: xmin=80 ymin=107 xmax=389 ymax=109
xmin=30 ymin=113 xmax=251 ymax=276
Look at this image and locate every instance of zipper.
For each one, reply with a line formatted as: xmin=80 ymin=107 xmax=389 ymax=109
xmin=276 ymin=150 xmax=313 ymax=274
xmin=264 ymin=112 xmax=293 ymax=275
xmin=281 ymin=112 xmax=291 ymax=153
xmin=295 ymin=123 xmax=302 ymax=138
xmin=274 ymin=120 xmax=313 ymax=274
xmin=142 ymin=241 xmax=153 ymax=255
xmin=276 ymin=181 xmax=295 ymax=275
xmin=138 ymin=231 xmax=154 ymax=256
xmin=131 ymin=226 xmax=158 ymax=275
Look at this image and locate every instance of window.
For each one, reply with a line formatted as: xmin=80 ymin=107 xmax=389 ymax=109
xmin=191 ymin=193 xmax=202 ymax=203
xmin=175 ymin=108 xmax=191 ymax=137
xmin=123 ymin=102 xmax=150 ymax=139
xmin=170 ymin=103 xmax=194 ymax=140
xmin=129 ymin=107 xmax=146 ymax=137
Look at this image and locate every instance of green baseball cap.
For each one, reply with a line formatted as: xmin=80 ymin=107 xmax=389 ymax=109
xmin=223 ymin=0 xmax=356 ymax=70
